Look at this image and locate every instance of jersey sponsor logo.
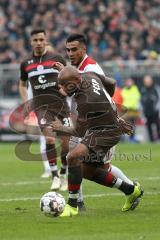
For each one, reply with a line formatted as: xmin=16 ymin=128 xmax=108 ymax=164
xmin=34 ymin=82 xmax=56 ymax=90
xmin=91 ymin=78 xmax=101 ymax=95
xmin=38 ymin=75 xmax=47 ymax=84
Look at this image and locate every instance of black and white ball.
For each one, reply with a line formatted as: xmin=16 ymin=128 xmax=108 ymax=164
xmin=40 ymin=192 xmax=66 ymax=217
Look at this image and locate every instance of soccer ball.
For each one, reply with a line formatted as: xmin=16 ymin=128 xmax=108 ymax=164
xmin=40 ymin=191 xmax=66 ymax=217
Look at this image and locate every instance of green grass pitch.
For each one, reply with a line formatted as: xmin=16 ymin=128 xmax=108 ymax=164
xmin=0 ymin=142 xmax=160 ymax=240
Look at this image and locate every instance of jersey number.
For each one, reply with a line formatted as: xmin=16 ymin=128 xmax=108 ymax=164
xmin=63 ymin=117 xmax=71 ymax=127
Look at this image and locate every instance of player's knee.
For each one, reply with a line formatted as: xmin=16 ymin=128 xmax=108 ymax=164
xmin=67 ymin=153 xmax=80 ymax=166
xmin=103 ymin=162 xmax=111 ymax=171
xmin=45 ymin=136 xmax=55 ymax=144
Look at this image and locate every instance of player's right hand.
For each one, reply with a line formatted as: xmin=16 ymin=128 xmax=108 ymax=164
xmin=50 ymin=117 xmax=63 ymax=131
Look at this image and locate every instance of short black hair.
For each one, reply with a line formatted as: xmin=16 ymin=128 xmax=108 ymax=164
xmin=30 ymin=29 xmax=46 ymax=36
xmin=66 ymin=33 xmax=87 ymax=45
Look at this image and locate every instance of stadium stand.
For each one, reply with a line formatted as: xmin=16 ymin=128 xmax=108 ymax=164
xmin=0 ymin=0 xmax=160 ymax=63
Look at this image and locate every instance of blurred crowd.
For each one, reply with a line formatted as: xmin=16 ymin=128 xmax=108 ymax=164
xmin=113 ymin=75 xmax=160 ymax=142
xmin=0 ymin=0 xmax=160 ymax=63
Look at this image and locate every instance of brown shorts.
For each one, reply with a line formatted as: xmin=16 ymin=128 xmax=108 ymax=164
xmin=31 ymin=94 xmax=69 ymax=127
xmin=81 ymin=127 xmax=121 ymax=164
xmin=35 ymin=107 xmax=70 ymax=130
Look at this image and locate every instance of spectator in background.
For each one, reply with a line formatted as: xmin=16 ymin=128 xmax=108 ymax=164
xmin=121 ymin=78 xmax=141 ymax=142
xmin=141 ymin=75 xmax=160 ymax=142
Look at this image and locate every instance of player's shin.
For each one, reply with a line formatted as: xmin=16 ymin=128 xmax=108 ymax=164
xmin=46 ymin=143 xmax=58 ymax=177
xmin=46 ymin=143 xmax=61 ymax=190
xmin=59 ymin=156 xmax=68 ymax=191
xmin=68 ymin=165 xmax=82 ymax=208
xmin=77 ymin=186 xmax=86 ymax=211
xmin=60 ymin=155 xmax=67 ymax=175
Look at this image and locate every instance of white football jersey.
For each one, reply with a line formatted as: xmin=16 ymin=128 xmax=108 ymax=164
xmin=78 ymin=54 xmax=105 ymax=76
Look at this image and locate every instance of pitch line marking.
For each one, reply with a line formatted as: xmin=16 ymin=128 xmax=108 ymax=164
xmin=0 ymin=191 xmax=159 ymax=202
xmin=0 ymin=176 xmax=160 ymax=186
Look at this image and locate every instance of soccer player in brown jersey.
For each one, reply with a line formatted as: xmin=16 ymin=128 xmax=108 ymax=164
xmin=51 ymin=66 xmax=143 ymax=217
xmin=55 ymin=33 xmax=137 ymax=211
xmin=19 ymin=29 xmax=70 ymax=191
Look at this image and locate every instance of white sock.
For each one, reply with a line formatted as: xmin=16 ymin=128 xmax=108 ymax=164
xmin=112 ymin=178 xmax=123 ymax=188
xmin=50 ymin=165 xmax=58 ymax=172
xmin=77 ymin=185 xmax=84 ymax=202
xmin=42 ymin=154 xmax=51 ymax=172
xmin=61 ymin=164 xmax=67 ymax=170
xmin=40 ymin=136 xmax=50 ymax=172
xmin=111 ymin=165 xmax=133 ymax=185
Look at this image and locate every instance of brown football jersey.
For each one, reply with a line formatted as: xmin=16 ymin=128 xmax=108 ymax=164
xmin=20 ymin=51 xmax=69 ymax=118
xmin=74 ymin=72 xmax=119 ymax=134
